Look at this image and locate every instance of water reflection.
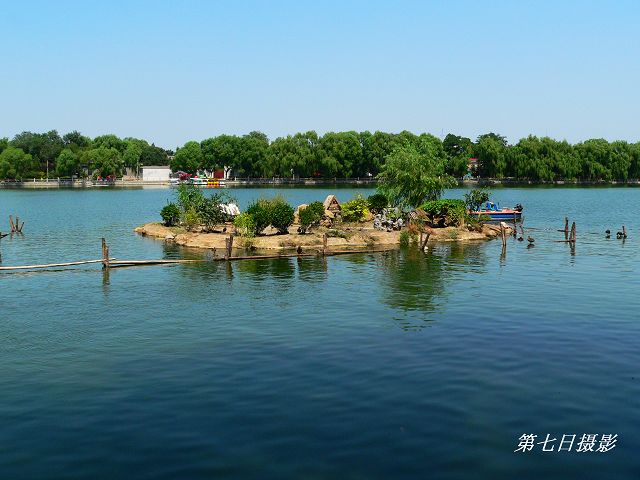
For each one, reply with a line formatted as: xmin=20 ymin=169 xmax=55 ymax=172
xmin=378 ymin=248 xmax=447 ymax=315
xmin=376 ymin=244 xmax=489 ymax=329
xmin=296 ymin=256 xmax=328 ymax=283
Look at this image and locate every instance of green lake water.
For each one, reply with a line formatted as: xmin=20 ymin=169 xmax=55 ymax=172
xmin=1 ymin=186 xmax=639 ymax=479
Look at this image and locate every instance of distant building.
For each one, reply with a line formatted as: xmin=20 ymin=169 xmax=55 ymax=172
xmin=468 ymin=158 xmax=478 ymax=174
xmin=142 ymin=166 xmax=171 ymax=182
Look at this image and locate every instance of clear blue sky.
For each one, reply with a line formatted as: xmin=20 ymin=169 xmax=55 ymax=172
xmin=1 ymin=0 xmax=638 ymax=149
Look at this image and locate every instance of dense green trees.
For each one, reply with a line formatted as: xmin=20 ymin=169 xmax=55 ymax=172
xmin=1 ymin=129 xmax=640 ymax=181
xmin=0 ymin=130 xmax=171 ymax=179
xmin=377 ymin=138 xmax=456 ymax=208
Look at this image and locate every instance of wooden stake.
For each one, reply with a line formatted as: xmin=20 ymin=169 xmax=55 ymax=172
xmin=322 ymin=233 xmax=327 ymax=255
xmin=623 ymin=226 xmax=627 ymax=238
xmin=420 ymin=231 xmax=430 ymax=251
xmin=227 ymin=234 xmax=234 ymax=258
xmin=569 ymin=222 xmax=576 ymax=242
xmin=101 ymin=238 xmax=110 ymax=269
xmin=9 ymin=215 xmax=15 ymax=233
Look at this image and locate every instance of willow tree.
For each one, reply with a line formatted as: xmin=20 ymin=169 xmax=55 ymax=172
xmin=376 ymin=140 xmax=456 ymax=209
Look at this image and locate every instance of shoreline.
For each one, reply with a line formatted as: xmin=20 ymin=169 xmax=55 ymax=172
xmin=134 ymin=222 xmax=506 ymax=254
xmin=2 ymin=177 xmax=640 ymax=189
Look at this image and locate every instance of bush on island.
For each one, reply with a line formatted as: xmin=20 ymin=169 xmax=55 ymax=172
xmin=420 ymin=199 xmax=466 ymax=227
xmin=234 ymin=212 xmax=257 ymax=237
xmin=298 ymin=201 xmax=325 ymax=234
xmin=269 ymin=197 xmax=295 ymax=234
xmin=340 ymin=194 xmax=370 ymax=222
xmin=245 ymin=195 xmax=295 ymax=235
xmin=367 ymin=193 xmax=388 ymax=213
xmin=160 ymin=202 xmax=181 ymax=226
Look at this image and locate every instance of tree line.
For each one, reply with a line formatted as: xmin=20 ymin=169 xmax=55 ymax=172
xmin=0 ymin=131 xmax=171 ymax=179
xmin=2 ymin=129 xmax=640 ymax=181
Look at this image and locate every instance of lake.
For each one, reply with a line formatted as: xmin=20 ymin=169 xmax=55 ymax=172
xmin=1 ymin=186 xmax=639 ymax=479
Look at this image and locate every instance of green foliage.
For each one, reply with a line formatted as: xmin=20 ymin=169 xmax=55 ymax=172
xmin=170 ymin=184 xmax=234 ymax=231
xmin=87 ymin=146 xmax=123 ymax=177
xmin=234 ymin=213 xmax=257 ymax=237
xmin=399 ymin=230 xmax=411 ymax=247
xmin=340 ymin=194 xmax=370 ymax=222
xmin=377 ymin=140 xmax=457 ymax=209
xmin=366 ymin=192 xmax=388 ymax=213
xmin=183 ymin=207 xmax=200 ymax=231
xmin=463 ymin=188 xmax=490 ymax=211
xmin=198 ymin=196 xmax=228 ymax=231
xmin=420 ymin=199 xmax=466 ymax=227
xmin=465 ymin=213 xmax=490 ymax=232
xmin=245 ymin=199 xmax=272 ymax=234
xmin=171 ymin=141 xmax=203 ymax=173
xmin=175 ymin=183 xmax=204 ymax=212
xmin=55 ymin=148 xmax=80 ymax=177
xmin=2 ymin=129 xmax=640 ymax=183
xmin=160 ymin=202 xmax=181 ymax=226
xmin=245 ymin=196 xmax=294 ymax=234
xmin=269 ymin=197 xmax=295 ymax=234
xmin=0 ymin=147 xmax=36 ymax=179
xmin=298 ymin=201 xmax=325 ymax=233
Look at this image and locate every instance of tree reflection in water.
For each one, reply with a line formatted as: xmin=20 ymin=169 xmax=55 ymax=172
xmin=377 ymin=243 xmax=487 ymax=330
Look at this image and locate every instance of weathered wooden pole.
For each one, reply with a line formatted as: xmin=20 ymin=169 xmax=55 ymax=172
xmin=564 ymin=217 xmax=569 ymax=240
xmin=570 ymin=222 xmax=576 ymax=242
xmin=421 ymin=232 xmax=430 ymax=251
xmin=101 ymin=238 xmax=110 ymax=269
xmin=513 ymin=212 xmax=517 ymax=237
xmin=227 ymin=234 xmax=234 ymax=258
xmin=622 ymin=225 xmax=627 ymax=238
xmin=322 ymin=233 xmax=328 ymax=256
xmin=9 ymin=215 xmax=15 ymax=233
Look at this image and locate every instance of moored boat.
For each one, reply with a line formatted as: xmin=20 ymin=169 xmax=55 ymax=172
xmin=468 ymin=202 xmax=523 ymax=221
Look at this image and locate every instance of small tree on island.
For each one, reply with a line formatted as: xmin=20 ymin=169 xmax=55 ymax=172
xmin=376 ymin=143 xmax=456 ymax=209
xmin=463 ymin=188 xmax=490 ymax=212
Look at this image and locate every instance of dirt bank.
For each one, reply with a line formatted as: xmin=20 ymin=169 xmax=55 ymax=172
xmin=134 ymin=222 xmax=507 ymax=252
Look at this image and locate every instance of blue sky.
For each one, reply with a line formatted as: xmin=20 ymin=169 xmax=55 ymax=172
xmin=1 ymin=0 xmax=638 ymax=149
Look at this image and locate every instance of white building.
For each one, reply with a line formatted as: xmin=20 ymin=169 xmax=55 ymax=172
xmin=142 ymin=166 xmax=171 ymax=182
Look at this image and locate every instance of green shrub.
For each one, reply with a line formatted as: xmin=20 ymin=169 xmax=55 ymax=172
xmin=298 ymin=201 xmax=325 ymax=233
xmin=234 ymin=212 xmax=257 ymax=236
xmin=420 ymin=199 xmax=466 ymax=227
xmin=198 ymin=197 xmax=226 ymax=232
xmin=160 ymin=202 xmax=180 ymax=226
xmin=270 ymin=198 xmax=295 ymax=234
xmin=245 ymin=196 xmax=295 ymax=235
xmin=341 ymin=194 xmax=370 ymax=222
xmin=246 ymin=199 xmax=272 ymax=234
xmin=176 ymin=183 xmax=204 ymax=212
xmin=183 ymin=206 xmax=201 ymax=231
xmin=367 ymin=193 xmax=388 ymax=213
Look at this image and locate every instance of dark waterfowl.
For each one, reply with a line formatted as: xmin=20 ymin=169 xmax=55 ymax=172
xmin=527 ymin=236 xmax=535 ymax=244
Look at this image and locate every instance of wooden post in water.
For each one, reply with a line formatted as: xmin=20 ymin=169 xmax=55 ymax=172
xmin=420 ymin=231 xmax=430 ymax=251
xmin=564 ymin=217 xmax=569 ymax=240
xmin=227 ymin=234 xmax=234 ymax=258
xmin=513 ymin=212 xmax=517 ymax=237
xmin=322 ymin=233 xmax=328 ymax=256
xmin=622 ymin=226 xmax=627 ymax=238
xmin=9 ymin=215 xmax=15 ymax=233
xmin=101 ymin=238 xmax=110 ymax=269
xmin=569 ymin=222 xmax=576 ymax=243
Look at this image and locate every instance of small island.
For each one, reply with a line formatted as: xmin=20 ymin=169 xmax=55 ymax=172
xmin=136 ymin=184 xmax=509 ymax=256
